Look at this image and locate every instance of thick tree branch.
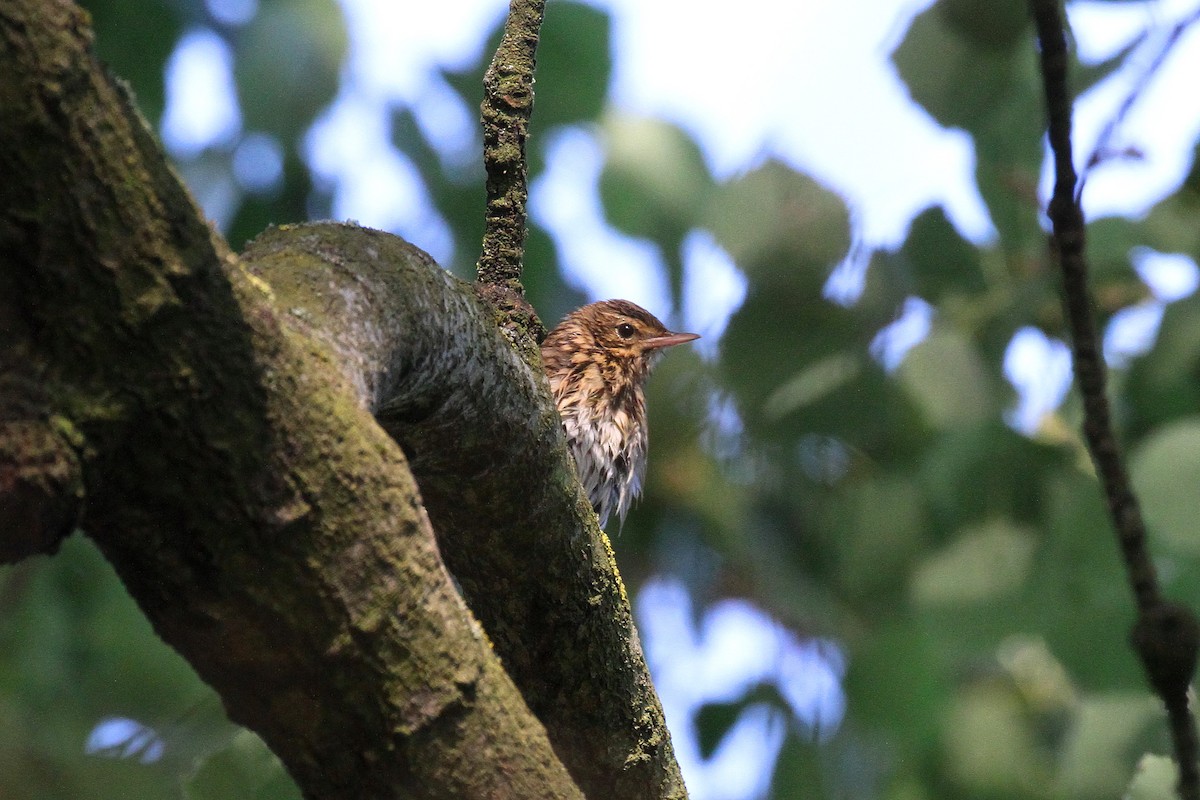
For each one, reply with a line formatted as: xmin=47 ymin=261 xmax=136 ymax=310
xmin=1 ymin=1 xmax=686 ymax=798
xmin=1030 ymin=2 xmax=1200 ymax=798
xmin=476 ymin=0 xmax=547 ymax=350
xmin=0 ymin=2 xmax=583 ymax=798
xmin=245 ymin=222 xmax=689 ymax=800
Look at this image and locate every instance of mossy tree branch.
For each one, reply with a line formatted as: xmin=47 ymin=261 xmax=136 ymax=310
xmin=475 ymin=0 xmax=547 ymax=351
xmin=0 ymin=3 xmax=581 ymax=798
xmin=0 ymin=1 xmax=686 ymax=798
xmin=245 ymin=222 xmax=688 ymax=800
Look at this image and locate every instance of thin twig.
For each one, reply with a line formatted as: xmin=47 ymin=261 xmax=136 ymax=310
xmin=1030 ymin=2 xmax=1200 ymax=798
xmin=1078 ymin=4 xmax=1200 ymax=200
xmin=475 ymin=0 xmax=547 ymax=347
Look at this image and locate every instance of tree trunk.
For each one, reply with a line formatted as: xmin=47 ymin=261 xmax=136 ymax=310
xmin=0 ymin=1 xmax=686 ymax=798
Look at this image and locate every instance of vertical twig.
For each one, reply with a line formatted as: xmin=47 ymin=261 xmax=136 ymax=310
xmin=1029 ymin=2 xmax=1200 ymax=798
xmin=476 ymin=0 xmax=547 ymax=348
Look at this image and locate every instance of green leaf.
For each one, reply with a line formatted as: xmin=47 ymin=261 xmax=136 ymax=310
xmin=720 ymin=285 xmax=853 ymax=409
xmin=1125 ymin=754 xmax=1180 ymax=800
xmin=1086 ymin=216 xmax=1147 ymax=285
xmin=890 ymin=206 xmax=987 ymax=302
xmin=896 ymin=325 xmax=999 ymax=428
xmin=233 ymin=0 xmax=346 ymax=141
xmin=599 ymin=116 xmax=714 ymax=288
xmin=721 ymin=284 xmax=928 ymax=459
xmin=598 ymin=116 xmax=713 ymax=309
xmin=705 ymin=161 xmax=849 ymax=280
xmin=0 ymin=538 xmax=254 ymax=797
xmin=694 ymin=683 xmax=792 ymax=761
xmin=826 ymin=476 xmax=930 ymax=608
xmin=1123 ymin=292 xmax=1200 ymax=438
xmin=892 ymin=2 xmax=1025 ymax=131
xmin=893 ymin=1 xmax=1045 ymax=256
xmin=911 ymin=519 xmax=1037 ymax=607
xmin=767 ymin=731 xmax=828 ymax=800
xmin=1138 ymin=142 xmax=1200 ymax=259
xmin=694 ymin=700 xmax=743 ymax=760
xmin=1024 ymin=471 xmax=1144 ymax=691
xmin=938 ymin=0 xmax=1031 ymax=50
xmin=942 ymin=680 xmax=1049 ymax=794
xmin=842 ymin=620 xmax=948 ymax=758
xmin=763 ymin=352 xmax=862 ymax=421
xmin=1130 ymin=416 xmax=1200 ymax=558
xmin=917 ymin=421 xmax=1064 ymax=531
xmin=1125 ymin=296 xmax=1200 ymax=439
xmin=227 ymin=148 xmax=313 ymax=251
xmin=716 ymin=186 xmax=925 ymax=462
xmin=525 ymin=222 xmax=588 ymax=326
xmin=535 ymin=2 xmax=611 ymax=128
xmin=1056 ymin=694 xmax=1159 ymax=798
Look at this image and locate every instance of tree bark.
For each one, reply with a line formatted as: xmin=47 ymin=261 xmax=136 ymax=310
xmin=244 ymin=223 xmax=688 ymax=799
xmin=0 ymin=2 xmax=579 ymax=798
xmin=0 ymin=1 xmax=686 ymax=798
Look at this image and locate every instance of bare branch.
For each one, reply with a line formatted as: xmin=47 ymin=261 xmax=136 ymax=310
xmin=1079 ymin=5 xmax=1200 ymax=198
xmin=476 ymin=0 xmax=547 ymax=349
xmin=1029 ymin=2 xmax=1200 ymax=798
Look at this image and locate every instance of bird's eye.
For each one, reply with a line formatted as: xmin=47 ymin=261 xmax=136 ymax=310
xmin=616 ymin=323 xmax=635 ymax=339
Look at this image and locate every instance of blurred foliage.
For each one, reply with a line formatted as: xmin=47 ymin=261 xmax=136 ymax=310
xmin=0 ymin=537 xmax=296 ymax=799
xmin=10 ymin=0 xmax=1200 ymax=798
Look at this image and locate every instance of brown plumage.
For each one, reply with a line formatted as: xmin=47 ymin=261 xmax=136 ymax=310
xmin=541 ymin=300 xmax=699 ymax=526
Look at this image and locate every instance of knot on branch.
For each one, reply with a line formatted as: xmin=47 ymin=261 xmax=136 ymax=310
xmin=1131 ymin=601 xmax=1200 ymax=699
xmin=483 ymin=71 xmax=534 ymax=113
xmin=475 ymin=282 xmax=546 ymax=367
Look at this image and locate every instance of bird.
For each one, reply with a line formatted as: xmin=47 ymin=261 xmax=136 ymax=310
xmin=541 ymin=300 xmax=699 ymax=527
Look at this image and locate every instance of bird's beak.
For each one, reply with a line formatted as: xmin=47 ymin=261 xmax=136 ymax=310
xmin=642 ymin=331 xmax=701 ymax=351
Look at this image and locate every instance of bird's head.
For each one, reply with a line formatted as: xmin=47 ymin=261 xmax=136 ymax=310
xmin=557 ymin=300 xmax=699 ymax=369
